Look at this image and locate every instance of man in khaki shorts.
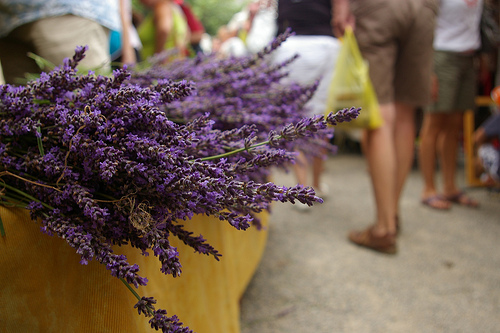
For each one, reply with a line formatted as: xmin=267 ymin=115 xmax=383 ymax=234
xmin=333 ymin=0 xmax=438 ymax=254
xmin=0 ymin=0 xmax=121 ymax=84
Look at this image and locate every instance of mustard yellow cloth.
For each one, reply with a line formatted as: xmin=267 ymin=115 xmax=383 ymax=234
xmin=0 ymin=206 xmax=268 ymax=333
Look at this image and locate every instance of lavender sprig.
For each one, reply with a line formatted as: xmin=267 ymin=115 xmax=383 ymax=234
xmin=126 ymin=283 xmax=193 ymax=333
xmin=199 ymin=108 xmax=360 ymax=161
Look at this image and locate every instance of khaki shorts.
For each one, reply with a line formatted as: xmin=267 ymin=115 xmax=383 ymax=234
xmin=0 ymin=15 xmax=110 ymax=84
xmin=351 ymin=0 xmax=438 ymax=107
xmin=426 ymin=51 xmax=477 ymax=113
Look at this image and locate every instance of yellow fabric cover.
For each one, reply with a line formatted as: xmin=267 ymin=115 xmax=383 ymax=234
xmin=0 ymin=206 xmax=268 ymax=333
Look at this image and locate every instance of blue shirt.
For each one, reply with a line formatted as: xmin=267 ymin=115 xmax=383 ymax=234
xmin=0 ymin=0 xmax=121 ymax=38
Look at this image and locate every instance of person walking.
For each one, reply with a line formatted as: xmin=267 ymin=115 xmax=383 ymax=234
xmin=333 ymin=0 xmax=438 ymax=254
xmin=272 ymin=0 xmax=341 ymax=210
xmin=419 ymin=0 xmax=482 ymax=210
xmin=0 ymin=0 xmax=121 ymax=83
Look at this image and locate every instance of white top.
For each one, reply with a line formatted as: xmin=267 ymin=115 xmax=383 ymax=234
xmin=434 ymin=0 xmax=483 ymax=52
xmin=219 ymin=37 xmax=249 ymax=58
xmin=245 ymin=8 xmax=277 ymax=54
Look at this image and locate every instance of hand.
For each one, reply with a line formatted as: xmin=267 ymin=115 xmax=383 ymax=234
xmin=332 ymin=0 xmax=355 ymax=38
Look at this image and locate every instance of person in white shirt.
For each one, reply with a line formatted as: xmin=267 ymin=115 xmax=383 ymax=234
xmin=419 ymin=0 xmax=482 ymax=210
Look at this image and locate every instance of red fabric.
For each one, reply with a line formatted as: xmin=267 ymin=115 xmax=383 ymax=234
xmin=178 ymin=3 xmax=204 ymax=33
xmin=492 ymin=138 xmax=500 ymax=149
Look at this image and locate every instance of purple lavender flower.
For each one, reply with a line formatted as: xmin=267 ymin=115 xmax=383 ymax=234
xmin=134 ymin=296 xmax=157 ymax=316
xmin=148 ymin=309 xmax=193 ymax=333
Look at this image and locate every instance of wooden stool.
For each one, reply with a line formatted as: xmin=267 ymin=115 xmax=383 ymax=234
xmin=463 ymin=96 xmax=495 ymax=186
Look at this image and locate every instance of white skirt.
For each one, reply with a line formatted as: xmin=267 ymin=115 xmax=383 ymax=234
xmin=271 ymin=35 xmax=341 ymax=116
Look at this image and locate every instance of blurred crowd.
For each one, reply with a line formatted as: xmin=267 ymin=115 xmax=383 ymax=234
xmin=0 ymin=0 xmax=279 ymax=84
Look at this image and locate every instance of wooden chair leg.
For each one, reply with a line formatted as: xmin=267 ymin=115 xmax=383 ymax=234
xmin=464 ymin=95 xmax=496 ymax=187
xmin=463 ymin=110 xmax=483 ymax=187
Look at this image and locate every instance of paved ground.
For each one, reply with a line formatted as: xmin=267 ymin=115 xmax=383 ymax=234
xmin=239 ymin=152 xmax=500 ymax=333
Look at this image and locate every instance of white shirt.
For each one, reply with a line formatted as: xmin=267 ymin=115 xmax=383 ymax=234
xmin=434 ymin=0 xmax=483 ymax=52
xmin=219 ymin=37 xmax=249 ymax=58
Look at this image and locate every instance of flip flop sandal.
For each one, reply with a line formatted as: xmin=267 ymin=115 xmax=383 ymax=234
xmin=444 ymin=192 xmax=480 ymax=208
xmin=421 ymin=195 xmax=451 ymax=210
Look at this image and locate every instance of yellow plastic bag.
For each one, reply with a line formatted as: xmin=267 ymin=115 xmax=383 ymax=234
xmin=325 ymin=27 xmax=383 ymax=130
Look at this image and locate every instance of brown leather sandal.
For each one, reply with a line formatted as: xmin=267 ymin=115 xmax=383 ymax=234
xmin=348 ymin=226 xmax=397 ymax=254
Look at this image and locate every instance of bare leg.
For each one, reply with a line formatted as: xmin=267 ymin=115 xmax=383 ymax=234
xmin=418 ymin=113 xmax=451 ymax=209
xmin=349 ymin=102 xmax=420 ymax=253
xmin=296 ymin=139 xmax=328 ymax=191
xmin=436 ymin=112 xmax=479 ymax=207
xmin=348 ymin=103 xmax=400 ymax=254
xmin=293 ymin=151 xmax=309 ymax=186
xmin=312 ymin=150 xmax=326 ymax=190
xmin=364 ymin=103 xmax=397 ymax=235
xmin=394 ymin=102 xmax=417 ymax=210
xmin=439 ymin=112 xmax=463 ymax=196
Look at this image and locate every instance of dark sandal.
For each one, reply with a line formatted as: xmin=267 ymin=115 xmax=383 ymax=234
xmin=421 ymin=195 xmax=451 ymax=210
xmin=444 ymin=192 xmax=479 ymax=208
xmin=348 ymin=226 xmax=397 ymax=254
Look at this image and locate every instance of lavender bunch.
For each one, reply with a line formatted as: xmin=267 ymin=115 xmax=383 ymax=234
xmin=0 ymin=46 xmax=358 ymax=332
xmin=129 ymin=29 xmax=335 ymax=183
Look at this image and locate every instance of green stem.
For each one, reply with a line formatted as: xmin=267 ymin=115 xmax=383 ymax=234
xmin=0 ymin=192 xmax=28 ymax=238
xmin=11 ymin=151 xmax=29 ymax=159
xmin=120 ymin=278 xmax=155 ymax=316
xmin=36 ymin=126 xmax=45 ymax=157
xmin=120 ymin=278 xmax=142 ymax=301
xmin=5 ymin=168 xmax=68 ymax=188
xmin=0 ymin=181 xmax=54 ymax=210
xmin=96 ymin=192 xmax=119 ymax=201
xmin=33 ymin=99 xmax=51 ymax=105
xmin=6 ymin=169 xmax=39 ymax=181
xmin=0 ymin=193 xmax=29 ymax=207
xmin=0 ymin=201 xmax=29 ymax=209
xmin=198 ymin=140 xmax=270 ymax=162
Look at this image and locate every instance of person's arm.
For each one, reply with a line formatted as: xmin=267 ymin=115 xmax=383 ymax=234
xmin=474 ymin=114 xmax=500 ymax=150
xmin=474 ymin=127 xmax=488 ymax=146
xmin=243 ymin=2 xmax=260 ymax=34
xmin=180 ymin=3 xmax=204 ymax=45
xmin=332 ymin=0 xmax=355 ymax=37
xmin=153 ymin=0 xmax=174 ymax=54
xmin=119 ymin=0 xmax=136 ymax=65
